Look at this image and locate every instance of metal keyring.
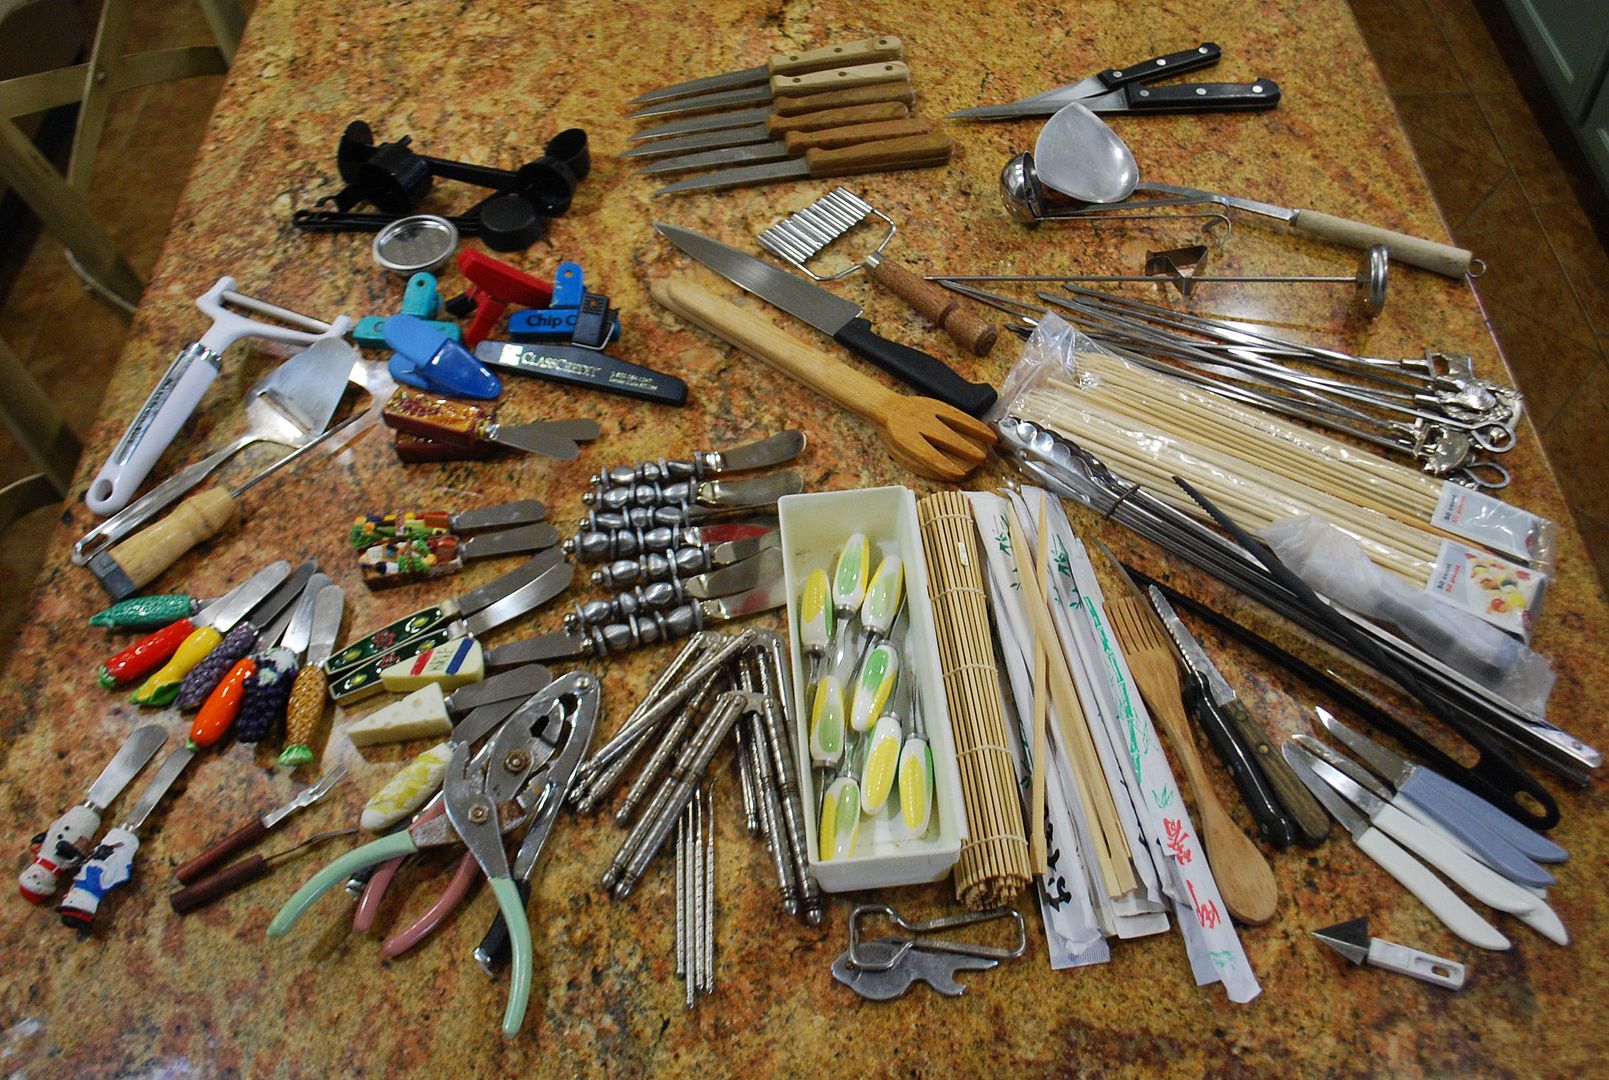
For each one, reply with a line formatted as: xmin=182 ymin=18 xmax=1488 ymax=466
xmin=373 ymin=214 xmax=460 ymax=275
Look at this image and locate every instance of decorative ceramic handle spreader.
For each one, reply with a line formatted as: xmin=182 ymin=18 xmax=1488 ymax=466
xmin=19 ymin=726 xmax=167 ymax=902
xmin=84 ymin=277 xmax=352 ymax=515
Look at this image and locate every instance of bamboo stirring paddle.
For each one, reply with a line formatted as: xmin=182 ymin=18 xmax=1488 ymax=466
xmin=652 ymin=278 xmax=995 ymax=482
xmin=1092 ymin=541 xmax=1279 ymax=925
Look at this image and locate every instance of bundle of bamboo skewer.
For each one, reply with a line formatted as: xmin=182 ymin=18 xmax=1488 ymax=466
xmin=1012 ymin=352 xmax=1495 ymax=588
xmin=917 ymin=491 xmax=1031 ymax=908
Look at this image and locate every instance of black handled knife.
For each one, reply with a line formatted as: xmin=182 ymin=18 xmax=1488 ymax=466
xmin=655 ymin=223 xmax=997 ymax=417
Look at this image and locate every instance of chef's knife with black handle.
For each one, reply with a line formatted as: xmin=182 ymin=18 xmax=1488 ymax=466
xmin=655 ymin=223 xmax=997 ymax=417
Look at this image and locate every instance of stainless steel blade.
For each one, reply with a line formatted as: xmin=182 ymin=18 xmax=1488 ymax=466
xmin=1283 ymin=743 xmax=1369 ymax=839
xmin=248 ymin=562 xmax=318 ymax=637
xmin=491 ymin=422 xmax=584 ymax=459
xmin=701 ymin=577 xmax=788 ymax=622
xmin=304 ymin=585 xmax=346 ymax=667
xmin=630 ymin=83 xmax=775 ymax=119
xmin=695 ymin=471 xmax=803 ymax=509
xmin=446 ymin=664 xmax=553 ymax=717
xmin=462 ymin=558 xmax=575 ymax=637
xmin=947 ymin=97 xmax=1085 ymax=120
xmin=630 ymin=107 xmax=775 ymax=142
xmin=685 ymin=548 xmax=783 ymax=599
xmin=461 ymin=523 xmax=562 ymax=561
xmin=200 ymin=561 xmax=291 ymax=631
xmin=708 ymin=531 xmax=780 ymax=565
xmin=83 ymin=726 xmax=168 ymax=811
xmin=454 ymin=549 xmax=566 ymax=618
xmin=486 ymin=632 xmax=591 ymax=667
xmin=253 ymin=337 xmax=358 ymax=437
xmin=620 ymin=122 xmax=772 ymax=159
xmin=271 ymin=572 xmax=332 ymax=655
xmin=118 ymin=746 xmax=193 ymax=832
xmin=262 ymin=763 xmax=348 ymax=828
xmin=637 ymin=141 xmax=793 ymax=176
xmin=452 ymin=500 xmax=548 ymax=531
xmin=1308 ymin=757 xmax=1390 ymax=818
xmin=631 ymin=62 xmax=771 ymax=106
xmin=1312 ymin=918 xmax=1372 ymax=966
xmin=1289 ymin=735 xmax=1395 ymax=801
xmin=653 ymin=157 xmax=816 ymax=196
xmin=1315 ymin=709 xmax=1413 ymax=787
xmin=1147 ymin=586 xmax=1236 ymax=706
xmin=714 ymin=430 xmax=807 ymax=472
xmin=654 ymin=223 xmax=861 ymax=332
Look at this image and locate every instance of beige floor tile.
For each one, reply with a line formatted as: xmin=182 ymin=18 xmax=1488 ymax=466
xmin=1532 ymin=199 xmax=1609 ymax=339
xmin=1543 ymin=360 xmax=1609 ymax=522
xmin=1421 ymin=0 xmax=1522 ymax=93
xmin=1476 ymin=91 xmax=1593 ymax=207
xmin=1570 ymin=509 xmax=1609 ymax=597
xmin=1452 ymin=176 xmax=1599 ymax=352
xmin=1348 ymin=0 xmax=1468 ymax=95
xmin=1476 ymin=293 xmax=1605 ymax=430
xmin=1389 ymin=92 xmax=1509 ymax=227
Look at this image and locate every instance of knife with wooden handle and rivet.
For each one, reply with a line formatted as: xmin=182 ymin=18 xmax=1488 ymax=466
xmin=622 ymin=101 xmax=911 ymax=159
xmin=638 ymin=118 xmax=935 ymax=176
xmin=631 ymin=82 xmax=917 ymax=142
xmin=630 ymin=60 xmax=912 ymax=119
xmin=655 ymin=223 xmax=992 ymax=416
xmin=652 ymin=132 xmax=951 ymax=196
xmin=631 ymin=36 xmax=905 ymax=105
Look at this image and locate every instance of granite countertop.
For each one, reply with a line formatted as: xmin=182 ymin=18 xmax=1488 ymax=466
xmin=3 ymin=1 xmax=1607 ymax=1075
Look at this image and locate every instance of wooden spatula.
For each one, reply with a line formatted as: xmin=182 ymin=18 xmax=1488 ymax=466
xmin=651 ymin=277 xmax=994 ymax=482
xmin=1094 ymin=543 xmax=1279 ymax=925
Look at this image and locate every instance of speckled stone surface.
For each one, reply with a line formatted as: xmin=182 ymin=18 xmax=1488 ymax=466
xmin=2 ymin=1 xmax=1607 ymax=1075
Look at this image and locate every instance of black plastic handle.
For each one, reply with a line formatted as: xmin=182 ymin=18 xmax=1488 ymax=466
xmin=474 ymin=879 xmax=532 ymax=973
xmin=1122 ymin=80 xmax=1281 ymax=113
xmin=1096 ymin=43 xmax=1222 ymax=90
xmin=832 ymin=318 xmax=997 ymax=417
xmin=1184 ymin=681 xmax=1296 ymax=850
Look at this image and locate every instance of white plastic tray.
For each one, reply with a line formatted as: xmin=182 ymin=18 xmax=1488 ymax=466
xmin=779 ymin=486 xmax=967 ymax=891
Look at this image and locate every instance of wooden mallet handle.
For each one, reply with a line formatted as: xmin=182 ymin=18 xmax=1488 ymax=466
xmin=865 ymin=253 xmax=998 ymax=356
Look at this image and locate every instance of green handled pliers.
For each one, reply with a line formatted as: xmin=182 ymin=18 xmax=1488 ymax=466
xmin=269 ymin=671 xmax=597 ymax=1038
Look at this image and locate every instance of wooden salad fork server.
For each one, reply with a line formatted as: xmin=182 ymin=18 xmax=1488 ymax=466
xmin=1094 ymin=542 xmax=1279 ymax=925
xmin=651 ymin=277 xmax=994 ymax=482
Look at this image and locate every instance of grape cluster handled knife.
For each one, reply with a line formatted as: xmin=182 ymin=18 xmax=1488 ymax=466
xmin=655 ymin=223 xmax=996 ymax=417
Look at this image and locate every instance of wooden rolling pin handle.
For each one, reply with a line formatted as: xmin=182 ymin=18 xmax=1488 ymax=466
xmin=806 ymin=134 xmax=953 ymax=178
xmin=105 ymin=487 xmax=239 ymax=591
xmin=767 ymin=101 xmax=908 ymax=135
xmin=1290 ymin=209 xmax=1472 ymax=278
xmin=772 ymin=81 xmax=915 ymax=116
xmin=865 ymin=253 xmax=999 ymax=356
xmin=783 ymin=117 xmax=932 ymax=153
